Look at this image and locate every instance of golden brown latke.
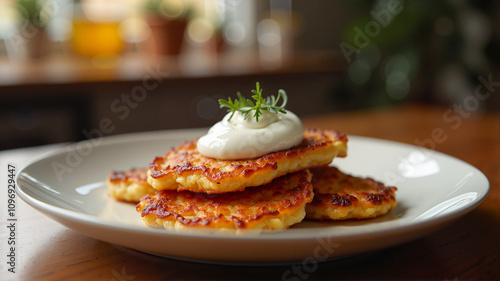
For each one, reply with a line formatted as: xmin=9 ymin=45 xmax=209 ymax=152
xmin=107 ymin=168 xmax=156 ymax=203
xmin=137 ymin=169 xmax=314 ymax=231
xmin=306 ymin=166 xmax=397 ymax=221
xmin=148 ymin=128 xmax=347 ymax=194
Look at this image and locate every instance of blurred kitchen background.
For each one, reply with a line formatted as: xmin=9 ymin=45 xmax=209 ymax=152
xmin=0 ymin=0 xmax=499 ymax=150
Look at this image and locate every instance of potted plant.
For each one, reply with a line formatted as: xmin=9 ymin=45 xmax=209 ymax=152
xmin=15 ymin=0 xmax=47 ymax=59
xmin=144 ymin=0 xmax=192 ymax=56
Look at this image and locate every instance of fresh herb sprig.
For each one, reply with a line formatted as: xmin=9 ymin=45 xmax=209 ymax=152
xmin=219 ymin=82 xmax=288 ymax=122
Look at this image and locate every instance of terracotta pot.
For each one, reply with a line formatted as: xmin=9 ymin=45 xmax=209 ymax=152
xmin=146 ymin=15 xmax=188 ymax=56
xmin=21 ymin=24 xmax=47 ymax=59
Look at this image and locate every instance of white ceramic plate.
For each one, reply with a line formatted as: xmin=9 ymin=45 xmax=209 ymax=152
xmin=16 ymin=129 xmax=489 ymax=264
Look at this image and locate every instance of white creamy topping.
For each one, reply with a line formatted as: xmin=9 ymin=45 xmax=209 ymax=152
xmin=197 ymin=110 xmax=304 ymax=160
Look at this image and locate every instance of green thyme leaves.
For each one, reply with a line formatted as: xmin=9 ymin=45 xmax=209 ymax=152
xmin=219 ymin=82 xmax=288 ymax=122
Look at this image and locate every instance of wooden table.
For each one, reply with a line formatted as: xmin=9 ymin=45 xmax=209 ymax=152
xmin=1 ymin=103 xmax=499 ymax=280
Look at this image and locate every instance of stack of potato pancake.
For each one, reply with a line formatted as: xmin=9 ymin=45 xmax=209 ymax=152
xmin=107 ymin=128 xmax=397 ymax=232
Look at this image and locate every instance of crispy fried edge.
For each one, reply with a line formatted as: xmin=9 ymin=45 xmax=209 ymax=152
xmin=147 ymin=128 xmax=347 ymax=193
xmin=306 ymin=166 xmax=397 ymax=221
xmin=107 ymin=169 xmax=156 ymax=203
xmin=137 ymin=170 xmax=314 ymax=230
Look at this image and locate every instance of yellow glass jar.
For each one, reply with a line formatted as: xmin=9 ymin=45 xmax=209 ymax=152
xmin=70 ymin=2 xmax=125 ymax=58
xmin=71 ymin=20 xmax=123 ymax=57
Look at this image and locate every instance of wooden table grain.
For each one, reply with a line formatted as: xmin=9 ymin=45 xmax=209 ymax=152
xmin=2 ymin=104 xmax=499 ymax=281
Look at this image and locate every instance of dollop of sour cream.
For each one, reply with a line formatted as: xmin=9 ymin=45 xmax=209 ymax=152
xmin=197 ymin=109 xmax=304 ymax=160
